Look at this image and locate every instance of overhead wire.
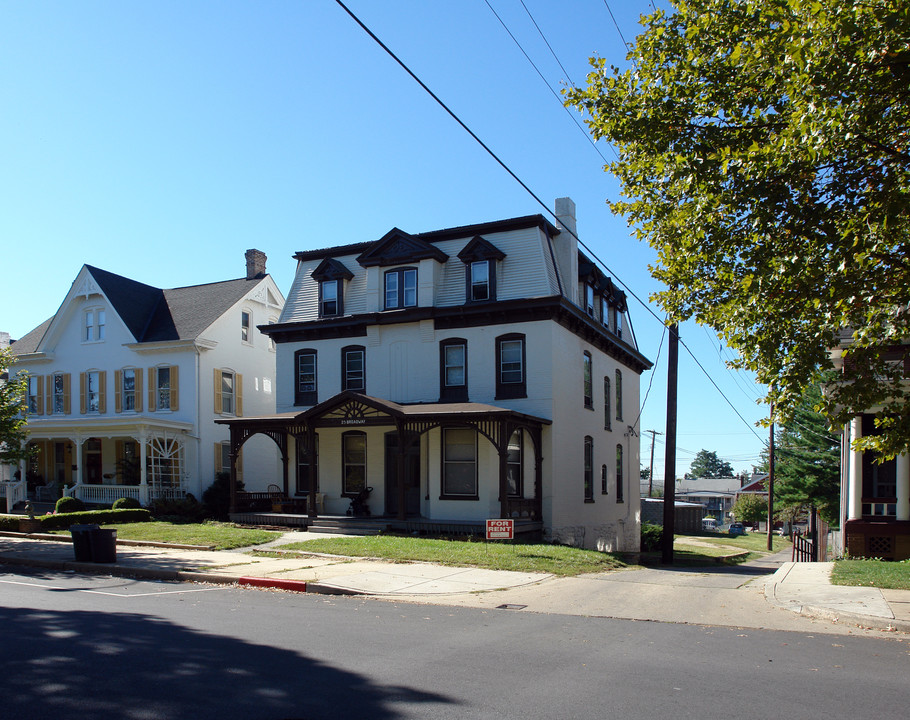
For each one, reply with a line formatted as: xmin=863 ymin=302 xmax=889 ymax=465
xmin=333 ymin=0 xmax=765 ymax=443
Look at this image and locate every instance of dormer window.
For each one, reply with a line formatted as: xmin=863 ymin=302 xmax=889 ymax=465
xmin=320 ymin=280 xmax=340 ymax=317
xmin=469 ymin=261 xmax=490 ymax=302
xmin=84 ymin=309 xmax=105 ymax=342
xmin=384 ymin=267 xmax=417 ymax=310
xmin=458 ymin=236 xmax=504 ymax=304
xmin=585 ymin=284 xmax=595 ymax=317
xmin=311 ymin=258 xmax=353 ymax=318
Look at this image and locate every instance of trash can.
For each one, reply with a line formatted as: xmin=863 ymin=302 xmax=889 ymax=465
xmin=70 ymin=524 xmax=100 ymax=562
xmin=89 ymin=528 xmax=117 ymax=563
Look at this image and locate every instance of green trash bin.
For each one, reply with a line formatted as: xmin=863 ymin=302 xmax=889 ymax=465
xmin=70 ymin=524 xmax=100 ymax=562
xmin=89 ymin=528 xmax=117 ymax=563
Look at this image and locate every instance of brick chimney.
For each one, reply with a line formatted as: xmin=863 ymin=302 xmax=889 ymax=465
xmin=245 ymin=249 xmax=267 ymax=279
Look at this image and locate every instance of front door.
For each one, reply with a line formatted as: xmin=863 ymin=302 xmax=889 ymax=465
xmin=385 ymin=432 xmax=420 ymax=517
xmin=84 ymin=439 xmax=103 ymax=484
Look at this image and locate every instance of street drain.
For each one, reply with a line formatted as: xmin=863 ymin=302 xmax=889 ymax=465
xmin=496 ymin=604 xmax=527 ymax=610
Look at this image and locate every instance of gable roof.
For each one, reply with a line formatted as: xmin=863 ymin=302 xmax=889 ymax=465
xmin=12 ymin=267 xmax=272 ymax=353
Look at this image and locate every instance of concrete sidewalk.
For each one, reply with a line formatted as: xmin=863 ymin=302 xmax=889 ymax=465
xmin=1 ymin=531 xmax=908 ymax=635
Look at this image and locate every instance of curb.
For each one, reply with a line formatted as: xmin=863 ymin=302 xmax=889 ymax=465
xmin=238 ymin=576 xmax=309 ymax=593
xmin=794 ymin=603 xmax=910 ymax=634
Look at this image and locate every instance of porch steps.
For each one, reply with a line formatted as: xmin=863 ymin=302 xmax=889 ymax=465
xmin=307 ymin=517 xmax=388 ymax=536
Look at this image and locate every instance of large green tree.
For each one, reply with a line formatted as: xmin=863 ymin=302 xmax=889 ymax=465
xmin=689 ymin=449 xmax=734 ymax=478
xmin=774 ymin=384 xmax=841 ymax=523
xmin=565 ymin=0 xmax=910 ymax=457
xmin=0 ymin=347 xmax=32 ymax=466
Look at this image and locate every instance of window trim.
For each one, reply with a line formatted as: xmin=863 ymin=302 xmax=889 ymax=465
xmin=616 ymin=443 xmax=624 ymax=503
xmin=615 ymin=369 xmax=623 ymax=421
xmin=440 ymin=426 xmax=479 ymax=500
xmin=495 ymin=333 xmax=527 ymax=400
xmin=603 ymin=376 xmax=612 ymax=430
xmin=439 ymin=338 xmax=468 ymax=402
xmin=294 ymin=349 xmax=318 ymax=406
xmin=240 ymin=309 xmax=252 ymax=344
xmin=295 ymin=436 xmax=319 ymax=496
xmin=83 ymin=308 xmax=106 ymax=343
xmin=466 ymin=259 xmax=495 ymax=303
xmin=341 ymin=345 xmax=366 ymax=392
xmin=507 ymin=429 xmax=523 ymax=498
xmin=220 ymin=369 xmax=236 ymax=415
xmin=585 ymin=284 xmax=595 ymax=317
xmin=584 ymin=436 xmax=594 ymax=502
xmin=319 ymin=279 xmax=342 ymax=318
xmin=383 ymin=267 xmax=418 ymax=310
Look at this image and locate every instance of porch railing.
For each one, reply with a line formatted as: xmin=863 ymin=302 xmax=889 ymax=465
xmin=0 ymin=479 xmax=27 ymax=513
xmin=65 ymin=483 xmax=187 ymax=506
xmin=505 ymin=497 xmax=539 ymax=520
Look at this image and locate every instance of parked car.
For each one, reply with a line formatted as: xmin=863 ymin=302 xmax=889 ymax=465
xmin=728 ymin=522 xmax=746 ymax=537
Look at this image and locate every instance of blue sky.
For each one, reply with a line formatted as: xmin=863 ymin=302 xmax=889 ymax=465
xmin=0 ymin=0 xmax=769 ymax=478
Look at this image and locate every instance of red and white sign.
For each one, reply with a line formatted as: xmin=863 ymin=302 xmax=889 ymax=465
xmin=486 ymin=519 xmax=514 ymax=540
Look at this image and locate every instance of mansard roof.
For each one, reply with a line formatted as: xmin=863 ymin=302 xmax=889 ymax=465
xmin=456 ymin=235 xmax=506 ymax=263
xmin=311 ymin=257 xmax=354 ymax=282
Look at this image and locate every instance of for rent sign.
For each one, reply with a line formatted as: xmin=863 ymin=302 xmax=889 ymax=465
xmin=485 ymin=519 xmax=514 ymax=540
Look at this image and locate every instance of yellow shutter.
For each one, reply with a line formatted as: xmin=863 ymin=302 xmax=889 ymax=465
xmin=236 ymin=373 xmax=243 ymax=417
xmin=45 ymin=376 xmax=52 ymax=414
xmin=98 ymin=371 xmax=107 ymax=413
xmin=170 ymin=365 xmax=179 ymax=411
xmin=35 ymin=375 xmax=44 ymax=416
xmin=63 ymin=373 xmax=71 ymax=414
xmin=114 ymin=370 xmax=123 ymax=413
xmin=79 ymin=372 xmax=87 ymax=414
xmin=134 ymin=368 xmax=143 ymax=412
xmin=148 ymin=367 xmax=156 ymax=412
xmin=214 ymin=369 xmax=223 ymax=414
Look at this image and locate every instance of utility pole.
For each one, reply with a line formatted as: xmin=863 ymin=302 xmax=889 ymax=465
xmin=662 ymin=323 xmax=679 ymax=565
xmin=644 ymin=430 xmax=663 ymax=497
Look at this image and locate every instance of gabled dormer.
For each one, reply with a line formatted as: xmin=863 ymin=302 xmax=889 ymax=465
xmin=457 ymin=235 xmax=506 ymax=303
xmin=357 ymin=228 xmax=449 ymax=312
xmin=311 ymin=258 xmax=354 ymax=318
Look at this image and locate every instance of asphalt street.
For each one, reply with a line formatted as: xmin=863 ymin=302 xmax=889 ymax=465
xmin=2 ymin=567 xmax=907 ymax=720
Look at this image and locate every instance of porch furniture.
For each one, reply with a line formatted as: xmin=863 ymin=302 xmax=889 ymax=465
xmin=36 ymin=481 xmax=59 ymax=503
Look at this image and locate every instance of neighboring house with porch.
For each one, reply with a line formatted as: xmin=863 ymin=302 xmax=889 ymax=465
xmin=7 ymin=250 xmax=284 ymax=508
xmin=834 ymin=345 xmax=910 ymax=559
xmin=222 ymin=198 xmax=651 ymax=551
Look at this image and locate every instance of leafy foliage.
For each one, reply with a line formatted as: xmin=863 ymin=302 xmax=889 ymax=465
xmin=688 ymin=449 xmax=734 ymax=478
xmin=40 ymin=508 xmax=151 ymax=530
xmin=55 ymin=496 xmax=85 ymax=514
xmin=774 ymin=383 xmax=840 ymax=523
xmin=640 ymin=521 xmax=663 ymax=552
xmin=0 ymin=347 xmax=34 ymax=465
xmin=731 ymin=493 xmax=767 ymax=524
xmin=565 ymin=0 xmax=910 ymax=457
xmin=112 ymin=497 xmax=142 ymax=510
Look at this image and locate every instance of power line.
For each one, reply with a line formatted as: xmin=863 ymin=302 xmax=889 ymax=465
xmin=334 ymin=0 xmax=765 ymax=444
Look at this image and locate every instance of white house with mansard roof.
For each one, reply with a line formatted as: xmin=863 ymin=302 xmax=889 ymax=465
xmin=224 ymin=198 xmax=651 ymax=551
xmin=5 ymin=250 xmax=284 ymax=510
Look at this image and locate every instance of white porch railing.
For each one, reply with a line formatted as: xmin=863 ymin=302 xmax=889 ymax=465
xmin=0 ymin=480 xmax=27 ymax=513
xmin=66 ymin=484 xmax=187 ymax=506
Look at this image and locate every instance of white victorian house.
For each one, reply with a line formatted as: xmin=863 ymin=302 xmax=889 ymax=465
xmin=223 ymin=199 xmax=651 ymax=551
xmin=7 ymin=250 xmax=284 ymax=508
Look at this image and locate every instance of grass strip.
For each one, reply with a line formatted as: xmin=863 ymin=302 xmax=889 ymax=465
xmin=831 ymin=559 xmax=910 ymax=590
xmin=104 ymin=521 xmax=279 ymax=550
xmin=277 ymin=535 xmax=627 ymax=577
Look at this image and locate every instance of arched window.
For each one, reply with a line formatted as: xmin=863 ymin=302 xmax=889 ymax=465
xmin=616 ymin=444 xmax=624 ymax=503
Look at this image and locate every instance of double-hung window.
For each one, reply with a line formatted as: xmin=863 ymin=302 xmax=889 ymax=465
xmin=320 ymin=280 xmax=340 ymax=317
xmin=241 ymin=310 xmax=251 ymax=343
xmin=585 ymin=284 xmax=595 ymax=316
xmin=84 ymin=309 xmax=105 ymax=342
xmin=52 ymin=373 xmax=68 ymax=414
xmin=615 ymin=369 xmax=623 ymax=421
xmin=496 ymin=334 xmax=526 ymax=399
xmin=469 ymin=261 xmax=490 ymax=301
xmin=295 ymin=350 xmax=317 ymax=406
xmin=27 ymin=376 xmax=41 ymax=414
xmin=616 ymin=444 xmax=624 ymax=502
xmin=583 ymin=352 xmax=593 ymax=409
xmin=584 ymin=436 xmax=594 ymax=501
xmin=442 ymin=427 xmax=477 ymax=498
xmin=384 ymin=268 xmax=417 ymax=310
xmin=220 ymin=371 xmax=235 ymax=414
xmin=155 ymin=367 xmax=171 ymax=410
xmin=342 ymin=346 xmax=365 ymax=392
xmin=85 ymin=371 xmax=101 ymax=413
xmin=439 ymin=338 xmax=468 ymax=402
xmin=122 ymin=369 xmax=136 ymax=411
xmin=603 ymin=376 xmax=612 ymax=430
xmin=342 ymin=431 xmax=366 ymax=495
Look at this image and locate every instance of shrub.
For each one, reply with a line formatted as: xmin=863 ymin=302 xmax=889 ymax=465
xmin=112 ymin=497 xmax=142 ymax=510
xmin=202 ymin=472 xmax=242 ymax=520
xmin=55 ymin=496 xmax=86 ymax=514
xmin=640 ymin=521 xmax=663 ymax=552
xmin=149 ymin=494 xmax=206 ymax=522
xmin=0 ymin=514 xmax=21 ymax=531
xmin=39 ymin=508 xmax=152 ymax=530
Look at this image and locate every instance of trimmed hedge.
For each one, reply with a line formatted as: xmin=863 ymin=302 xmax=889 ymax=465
xmin=38 ymin=508 xmax=153 ymax=531
xmin=112 ymin=497 xmax=142 ymax=510
xmin=0 ymin=515 xmax=21 ymax=532
xmin=55 ymin=496 xmax=86 ymax=513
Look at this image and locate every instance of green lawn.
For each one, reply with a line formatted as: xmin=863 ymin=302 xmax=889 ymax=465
xmin=275 ymin=535 xmax=628 ymax=577
xmin=665 ymin=531 xmax=791 ymax=566
xmin=103 ymin=521 xmax=279 ymax=550
xmin=831 ymin=559 xmax=910 ymax=590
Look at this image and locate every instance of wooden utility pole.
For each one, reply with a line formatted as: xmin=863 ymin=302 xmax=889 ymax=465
xmin=645 ymin=430 xmax=662 ymax=497
xmin=662 ymin=324 xmax=679 ymax=565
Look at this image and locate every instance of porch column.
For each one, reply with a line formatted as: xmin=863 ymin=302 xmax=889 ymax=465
xmin=848 ymin=416 xmax=863 ymax=520
xmin=138 ymin=429 xmax=149 ymax=505
xmin=228 ymin=425 xmax=240 ymax=515
xmin=396 ymin=421 xmax=407 ymax=522
xmin=73 ymin=435 xmax=84 ymax=487
xmin=497 ymin=421 xmax=511 ymax=520
xmin=896 ymin=453 xmax=910 ymax=522
xmin=307 ymin=425 xmax=318 ymax=519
